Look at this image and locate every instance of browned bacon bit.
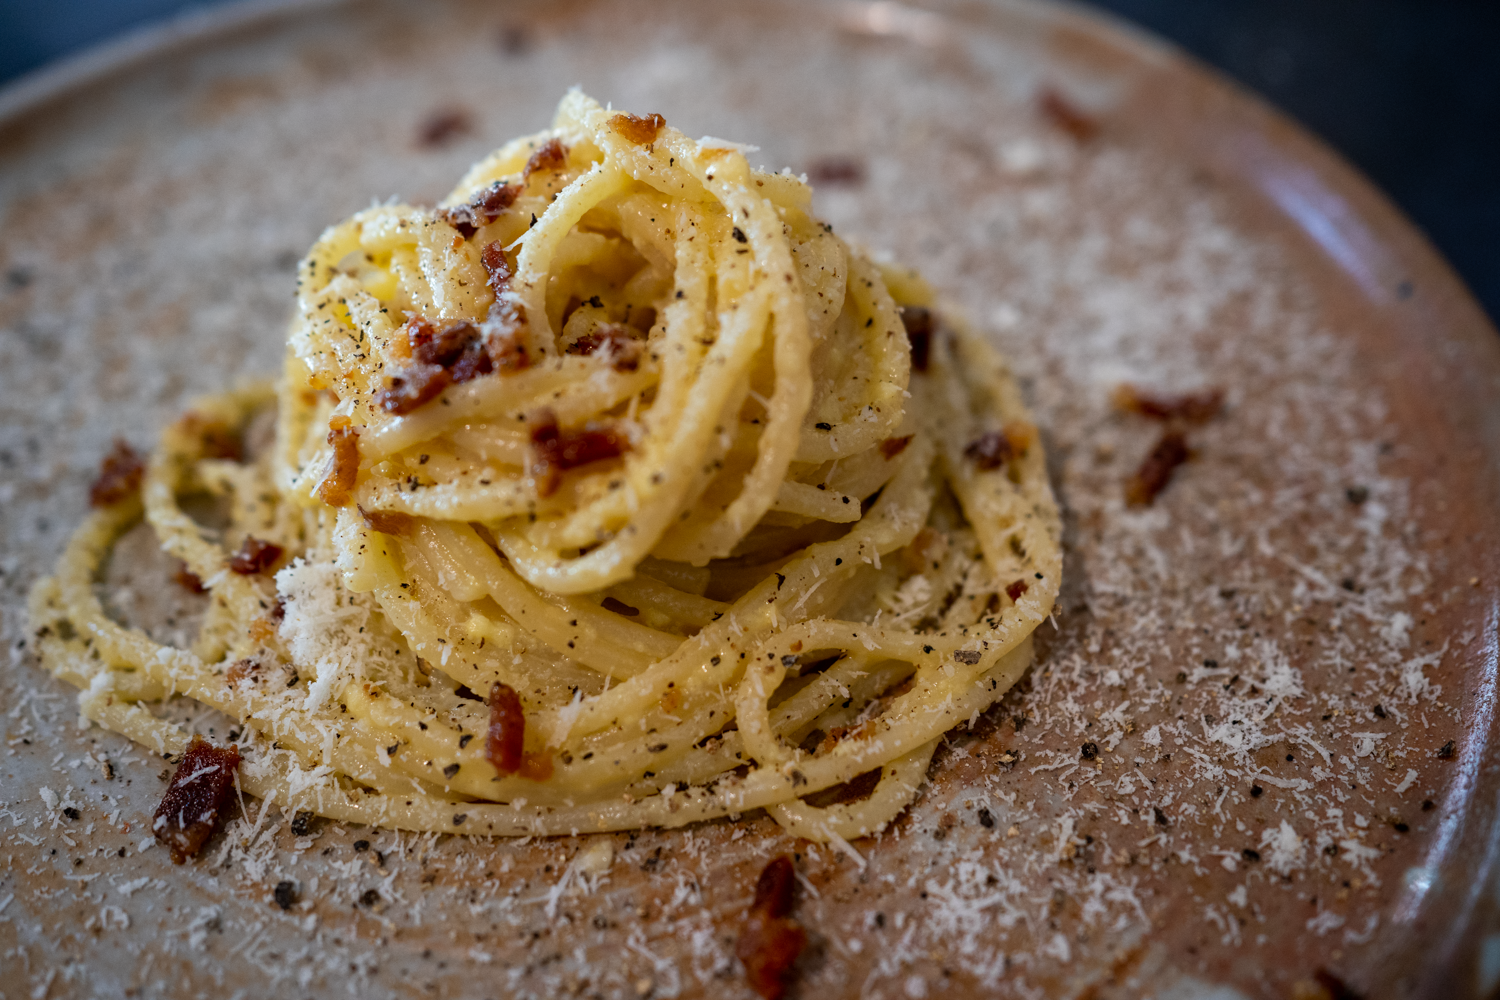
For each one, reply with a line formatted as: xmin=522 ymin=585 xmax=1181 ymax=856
xmin=806 ymin=156 xmax=866 ymax=186
xmin=522 ymin=137 xmax=569 ymax=180
xmin=964 ymin=431 xmax=1014 ymax=471
xmin=480 ymin=242 xmax=532 ymax=372
xmin=1005 ymin=578 xmax=1029 ymax=602
xmin=1125 ymin=428 xmax=1190 ymax=506
xmin=486 ymin=328 xmax=531 ymax=374
xmin=481 ymin=241 xmax=512 ymax=291
xmin=400 ymin=314 xmax=440 ymax=361
xmin=528 ymin=409 xmax=631 ymax=498
xmin=1039 ymin=86 xmax=1099 ymax=142
xmin=173 ymin=564 xmax=207 ymax=594
xmin=898 ymin=305 xmax=932 ymax=372
xmin=486 ymin=681 xmax=525 ymax=775
xmin=247 ymin=614 xmax=279 ymax=646
xmin=358 ymin=505 xmax=415 ymax=536
xmin=412 ymin=319 xmax=493 ymax=383
xmin=1112 ymin=383 xmax=1224 ymax=424
xmin=224 ymin=659 xmax=258 ymax=685
xmin=441 ymin=181 xmax=520 ymax=238
xmin=416 ymin=106 xmax=473 ymax=149
xmin=378 ymin=361 xmax=451 ymax=415
xmin=736 ymin=855 xmax=806 ymax=1000
xmin=1003 ymin=420 xmax=1037 ymax=457
xmin=377 ymin=314 xmax=491 ymax=414
xmin=228 ymin=536 xmax=283 ymax=575
xmin=568 ymin=324 xmax=642 ymax=371
xmin=609 ymin=112 xmax=666 ymax=145
xmin=89 ymin=439 xmax=145 ymax=508
xmin=879 ymin=435 xmax=913 ymax=460
xmin=315 ymin=425 xmax=360 ymax=507
xmin=518 ymin=751 xmax=554 ymax=782
xmin=152 ymin=735 xmax=240 ymax=864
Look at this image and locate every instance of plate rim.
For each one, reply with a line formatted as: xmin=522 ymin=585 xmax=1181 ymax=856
xmin=3 ymin=1 xmax=1498 ymax=997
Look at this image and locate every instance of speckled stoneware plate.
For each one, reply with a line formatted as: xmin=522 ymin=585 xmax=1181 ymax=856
xmin=3 ymin=1 xmax=1498 ymax=998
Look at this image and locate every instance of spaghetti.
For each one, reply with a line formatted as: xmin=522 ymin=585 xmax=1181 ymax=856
xmin=29 ymin=92 xmax=1061 ymax=844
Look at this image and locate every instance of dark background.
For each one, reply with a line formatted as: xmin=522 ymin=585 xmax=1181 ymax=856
xmin=2 ymin=0 xmax=1497 ymax=324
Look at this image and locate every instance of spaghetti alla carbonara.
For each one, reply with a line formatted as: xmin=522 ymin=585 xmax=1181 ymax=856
xmin=29 ymin=92 xmax=1060 ymax=844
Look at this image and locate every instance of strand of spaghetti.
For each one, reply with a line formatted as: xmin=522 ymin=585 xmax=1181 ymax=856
xmin=766 ymin=738 xmax=940 ymax=840
xmin=603 ymin=575 xmax=727 ymax=630
xmin=535 ymin=435 xmax=935 ymax=744
xmin=617 ymin=114 xmax=813 ymax=564
xmin=794 ymin=253 xmax=911 ymax=463
xmin=361 ymin=357 xmax=618 ymax=458
xmin=37 ymin=502 xmax=451 ymax=801
xmin=486 ymin=220 xmax=773 ymax=591
xmin=511 ymin=159 xmax=628 ymax=351
xmin=416 ymin=522 xmax=681 ymax=672
xmin=297 ymin=647 xmax=1028 ymax=835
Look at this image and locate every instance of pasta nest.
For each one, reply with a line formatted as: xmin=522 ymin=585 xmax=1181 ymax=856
xmin=30 ymin=92 xmax=1061 ymax=842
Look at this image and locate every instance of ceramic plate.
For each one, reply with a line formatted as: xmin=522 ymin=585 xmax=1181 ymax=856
xmin=2 ymin=1 xmax=1497 ymax=997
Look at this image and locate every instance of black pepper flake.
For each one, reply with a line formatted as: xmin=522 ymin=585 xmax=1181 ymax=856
xmin=273 ymin=880 xmax=298 ymax=910
xmin=1079 ymin=742 xmax=1099 ymax=761
xmin=360 ymin=888 xmax=380 ymax=907
xmin=1421 ymin=800 xmax=1434 ymax=812
xmin=1437 ymin=740 xmax=1455 ymax=760
xmin=1250 ymin=785 xmax=1264 ymax=798
xmin=290 ymin=811 xmax=314 ymax=836
xmin=459 ymin=734 xmax=473 ymax=748
xmin=1394 ymin=821 xmax=1409 ymax=833
xmin=1346 ymin=485 xmax=1369 ymax=505
xmin=1153 ymin=807 xmax=1169 ymax=826
xmin=977 ymin=808 xmax=994 ymax=829
xmin=443 ymin=763 xmax=461 ymax=779
xmin=1373 ymin=704 xmax=1387 ymax=719
xmin=353 ymin=839 xmax=370 ymax=852
xmin=1241 ymin=848 xmax=1260 ymax=863
xmin=731 ymin=227 xmax=747 ymax=243
xmin=62 ymin=807 xmax=80 ymax=821
xmin=815 ymin=422 xmax=833 ymax=431
xmin=452 ymin=813 xmax=468 ymax=825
